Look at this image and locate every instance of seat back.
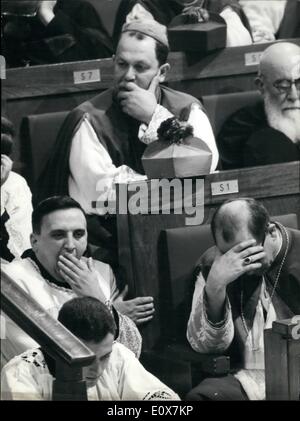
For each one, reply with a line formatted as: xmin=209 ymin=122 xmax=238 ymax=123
xmin=202 ymin=90 xmax=261 ymax=137
xmin=85 ymin=0 xmax=122 ymax=37
xmin=271 ymin=214 xmax=298 ymax=230
xmin=160 ymin=224 xmax=214 ymax=343
xmin=160 ymin=213 xmax=298 ymax=343
xmin=20 ymin=111 xmax=68 ymax=195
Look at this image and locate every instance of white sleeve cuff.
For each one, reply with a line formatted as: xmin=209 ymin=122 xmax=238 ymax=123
xmin=69 ymin=117 xmax=146 ymax=216
xmin=187 ymin=272 xmax=234 ymax=353
xmin=138 ymin=104 xmax=174 ymax=145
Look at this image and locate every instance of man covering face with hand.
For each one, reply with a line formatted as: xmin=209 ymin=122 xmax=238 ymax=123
xmin=186 ymin=198 xmax=300 ymax=400
xmin=39 ymin=19 xmax=218 ymax=265
xmin=1 ymin=196 xmax=154 ymax=368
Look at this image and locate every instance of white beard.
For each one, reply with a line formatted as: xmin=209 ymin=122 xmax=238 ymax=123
xmin=264 ymin=93 xmax=300 ymax=144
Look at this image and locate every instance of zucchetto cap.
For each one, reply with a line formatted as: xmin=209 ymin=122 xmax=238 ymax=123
xmin=121 ymin=19 xmax=169 ymax=48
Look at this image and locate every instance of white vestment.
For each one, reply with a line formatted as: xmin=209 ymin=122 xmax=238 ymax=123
xmin=1 ymin=171 xmax=32 ymax=260
xmin=69 ymin=103 xmax=219 ymax=215
xmin=1 ymin=343 xmax=180 ymax=401
xmin=187 ymin=274 xmax=277 ymax=400
xmin=1 ymin=257 xmax=142 ymax=368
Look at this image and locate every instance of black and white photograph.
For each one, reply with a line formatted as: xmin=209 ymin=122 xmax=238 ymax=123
xmin=1 ymin=0 xmax=300 ymax=405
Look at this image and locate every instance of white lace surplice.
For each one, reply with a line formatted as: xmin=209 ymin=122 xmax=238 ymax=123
xmin=1 ymin=344 xmax=180 ymax=401
xmin=1 ymin=257 xmax=142 ymax=368
xmin=187 ymin=272 xmax=234 ymax=354
xmin=1 ymin=171 xmax=32 ymax=259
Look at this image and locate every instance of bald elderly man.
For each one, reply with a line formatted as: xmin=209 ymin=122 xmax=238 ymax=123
xmin=39 ymin=19 xmax=218 ymax=266
xmin=186 ymin=198 xmax=300 ymax=400
xmin=217 ymin=42 xmax=300 ymax=169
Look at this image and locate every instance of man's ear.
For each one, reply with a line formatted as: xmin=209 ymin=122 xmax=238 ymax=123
xmin=255 ymin=75 xmax=265 ymax=94
xmin=158 ymin=63 xmax=170 ymax=83
xmin=30 ymin=233 xmax=38 ymax=252
xmin=267 ymin=222 xmax=277 ymax=238
xmin=112 ymin=54 xmax=116 ymax=62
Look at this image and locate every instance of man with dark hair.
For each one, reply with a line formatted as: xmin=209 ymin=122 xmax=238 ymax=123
xmin=210 ymin=197 xmax=269 ymax=244
xmin=1 ymin=116 xmax=32 ymax=262
xmin=2 ymin=0 xmax=113 ymax=67
xmin=38 ymin=18 xmax=218 ymax=266
xmin=186 ymin=198 xmax=300 ymax=400
xmin=58 ymin=296 xmax=116 ymax=342
xmin=1 ymin=297 xmax=180 ymax=400
xmin=30 ymin=194 xmax=83 ymax=234
xmin=1 ymin=196 xmax=156 ymax=367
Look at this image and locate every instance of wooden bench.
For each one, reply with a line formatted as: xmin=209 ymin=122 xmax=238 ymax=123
xmin=265 ymin=319 xmax=300 ymax=400
xmin=3 ymin=39 xmax=299 ymax=171
xmin=18 ymin=89 xmax=260 ymax=194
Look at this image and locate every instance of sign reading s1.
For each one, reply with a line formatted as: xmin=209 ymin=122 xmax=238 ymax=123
xmin=244 ymin=52 xmax=263 ymax=66
xmin=211 ymin=180 xmax=239 ymax=196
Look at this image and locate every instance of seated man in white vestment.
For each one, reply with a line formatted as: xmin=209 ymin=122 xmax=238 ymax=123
xmin=38 ymin=18 xmax=219 ymax=267
xmin=1 ymin=196 xmax=155 ymax=367
xmin=1 ymin=116 xmax=33 ymax=263
xmin=1 ymin=296 xmax=180 ymax=400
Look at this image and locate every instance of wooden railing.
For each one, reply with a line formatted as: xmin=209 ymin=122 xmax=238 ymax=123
xmin=3 ymin=38 xmax=299 ymax=172
xmin=265 ymin=318 xmax=300 ymax=400
xmin=3 ymin=39 xmax=300 ymax=100
xmin=1 ymin=269 xmax=95 ymax=400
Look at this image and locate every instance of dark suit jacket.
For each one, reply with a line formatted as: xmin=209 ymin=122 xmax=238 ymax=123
xmin=277 ymin=0 xmax=300 ymax=39
xmin=2 ymin=0 xmax=113 ymax=67
xmin=217 ymin=101 xmax=300 ymax=169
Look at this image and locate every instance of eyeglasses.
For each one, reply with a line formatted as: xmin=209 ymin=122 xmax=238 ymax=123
xmin=273 ymin=78 xmax=300 ymax=94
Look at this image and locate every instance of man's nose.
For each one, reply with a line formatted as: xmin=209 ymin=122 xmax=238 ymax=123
xmin=88 ymin=361 xmax=103 ymax=378
xmin=124 ymin=66 xmax=136 ymax=82
xmin=288 ymin=83 xmax=300 ymax=100
xmin=63 ymin=234 xmax=75 ymax=252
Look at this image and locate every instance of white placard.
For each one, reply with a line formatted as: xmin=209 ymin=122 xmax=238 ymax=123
xmin=211 ymin=179 xmax=239 ymax=196
xmin=244 ymin=52 xmax=263 ymax=66
xmin=73 ymin=69 xmax=101 ymax=84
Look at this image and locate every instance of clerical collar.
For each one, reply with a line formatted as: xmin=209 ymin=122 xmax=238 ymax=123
xmin=22 ymin=249 xmax=72 ymax=290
